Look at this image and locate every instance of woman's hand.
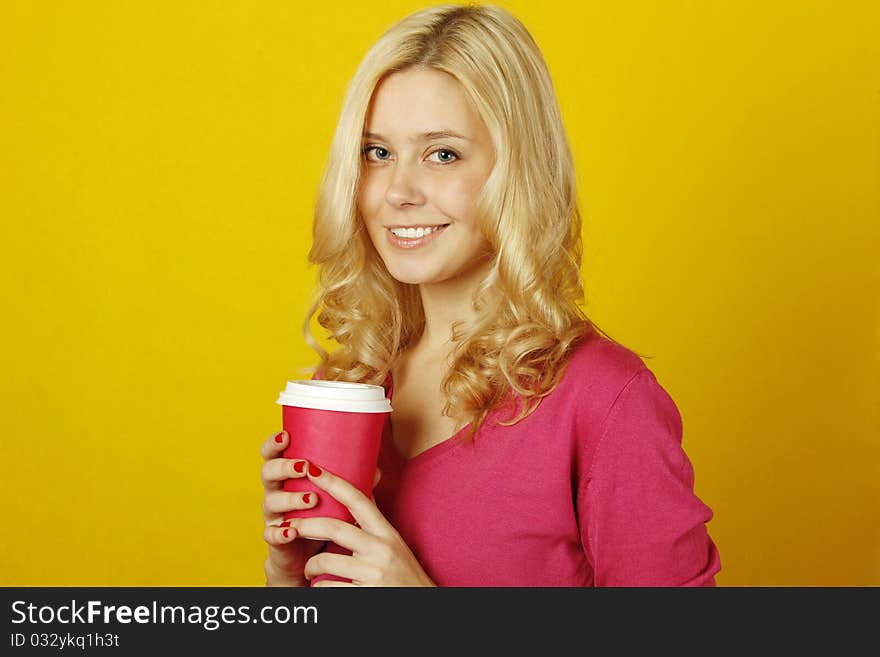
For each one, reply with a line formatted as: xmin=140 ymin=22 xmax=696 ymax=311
xmin=261 ymin=430 xmax=325 ymax=586
xmin=291 ymin=464 xmax=437 ymax=587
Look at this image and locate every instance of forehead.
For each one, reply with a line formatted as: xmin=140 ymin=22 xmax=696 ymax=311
xmin=365 ymin=67 xmax=480 ymax=134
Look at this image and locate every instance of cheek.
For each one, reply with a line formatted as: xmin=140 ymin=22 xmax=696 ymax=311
xmin=357 ymin=181 xmax=382 ymax=220
xmin=434 ymin=176 xmax=483 ymax=223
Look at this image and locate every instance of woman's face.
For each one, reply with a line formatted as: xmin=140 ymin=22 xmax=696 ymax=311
xmin=357 ymin=67 xmax=495 ymax=285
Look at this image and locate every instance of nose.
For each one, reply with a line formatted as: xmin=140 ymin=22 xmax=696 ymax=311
xmin=384 ymin=161 xmax=426 ymax=208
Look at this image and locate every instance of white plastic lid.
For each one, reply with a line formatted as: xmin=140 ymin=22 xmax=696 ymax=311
xmin=275 ymin=380 xmax=392 ymax=413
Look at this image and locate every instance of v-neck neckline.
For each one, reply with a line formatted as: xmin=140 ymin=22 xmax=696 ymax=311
xmin=384 ymin=370 xmax=472 ymax=467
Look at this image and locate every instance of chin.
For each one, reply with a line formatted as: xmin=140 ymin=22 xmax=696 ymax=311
xmin=389 ymin=271 xmax=434 ymax=286
xmin=385 ymin=263 xmax=445 ymax=286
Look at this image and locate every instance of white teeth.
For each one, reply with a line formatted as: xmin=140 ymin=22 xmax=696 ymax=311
xmin=390 ymin=225 xmax=445 ymax=239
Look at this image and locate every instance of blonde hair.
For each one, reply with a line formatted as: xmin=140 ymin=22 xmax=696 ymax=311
xmin=301 ymin=3 xmax=649 ymax=442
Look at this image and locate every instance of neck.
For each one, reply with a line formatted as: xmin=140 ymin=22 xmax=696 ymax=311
xmin=415 ymin=254 xmax=494 ymax=355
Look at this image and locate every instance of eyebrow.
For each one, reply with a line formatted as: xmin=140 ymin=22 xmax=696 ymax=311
xmin=362 ymin=129 xmax=471 ymax=142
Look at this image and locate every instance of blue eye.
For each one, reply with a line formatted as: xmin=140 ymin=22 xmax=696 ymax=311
xmin=363 ymin=146 xmax=390 ymax=161
xmin=430 ymin=149 xmax=459 ymax=163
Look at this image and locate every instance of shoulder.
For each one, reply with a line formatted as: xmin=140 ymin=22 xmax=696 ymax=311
xmin=559 ymin=328 xmax=652 ymax=417
xmin=556 ymin=329 xmax=683 ymax=462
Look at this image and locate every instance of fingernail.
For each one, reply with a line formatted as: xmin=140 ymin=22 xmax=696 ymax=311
xmin=279 ymin=520 xmax=291 ymax=528
xmin=274 ymin=432 xmax=284 ymax=443
xmin=302 ymin=493 xmax=311 ymax=504
xmin=283 ymin=529 xmax=289 ymax=538
xmin=293 ymin=460 xmax=306 ymax=474
xmin=308 ymin=463 xmax=322 ymax=477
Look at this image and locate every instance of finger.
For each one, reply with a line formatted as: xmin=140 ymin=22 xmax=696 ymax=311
xmin=370 ymin=468 xmax=382 ymax=504
xmin=261 ymin=457 xmax=310 ymax=491
xmin=263 ymin=520 xmax=298 ymax=546
xmin=289 ymin=516 xmax=374 ymax=554
xmin=262 ymin=490 xmax=319 ymax=522
xmin=305 ymin=464 xmax=391 ymax=536
xmin=261 ymin=431 xmax=289 ymax=461
xmin=372 ymin=467 xmax=382 ymax=489
xmin=304 ymin=552 xmax=373 ymax=583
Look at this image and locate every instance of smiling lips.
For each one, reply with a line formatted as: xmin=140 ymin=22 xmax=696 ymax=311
xmin=386 ymin=224 xmax=448 ymax=229
xmin=386 ymin=223 xmax=450 ymax=249
xmin=389 ymin=224 xmax=448 ymax=238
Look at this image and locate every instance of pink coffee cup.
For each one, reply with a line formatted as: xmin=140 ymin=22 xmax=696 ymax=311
xmin=275 ymin=379 xmax=392 ymax=584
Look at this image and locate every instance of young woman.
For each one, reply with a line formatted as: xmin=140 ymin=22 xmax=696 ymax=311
xmin=260 ymin=4 xmax=721 ymax=586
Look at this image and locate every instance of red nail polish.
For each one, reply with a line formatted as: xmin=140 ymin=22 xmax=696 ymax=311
xmin=279 ymin=520 xmax=291 ymax=528
xmin=293 ymin=461 xmax=305 ymax=474
xmin=274 ymin=432 xmax=284 ymax=443
xmin=283 ymin=529 xmax=289 ymax=538
xmin=308 ymin=464 xmax=322 ymax=477
xmin=302 ymin=493 xmax=311 ymax=504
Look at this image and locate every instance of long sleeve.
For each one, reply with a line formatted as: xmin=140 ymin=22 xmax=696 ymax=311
xmin=577 ymin=368 xmax=722 ymax=586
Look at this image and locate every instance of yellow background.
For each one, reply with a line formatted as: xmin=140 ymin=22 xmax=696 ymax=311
xmin=1 ymin=0 xmax=877 ymax=586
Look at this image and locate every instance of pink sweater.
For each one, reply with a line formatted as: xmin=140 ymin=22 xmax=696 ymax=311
xmin=315 ymin=329 xmax=721 ymax=586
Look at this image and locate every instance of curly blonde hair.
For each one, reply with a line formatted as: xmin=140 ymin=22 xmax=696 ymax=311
xmin=300 ymin=3 xmax=648 ymax=442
